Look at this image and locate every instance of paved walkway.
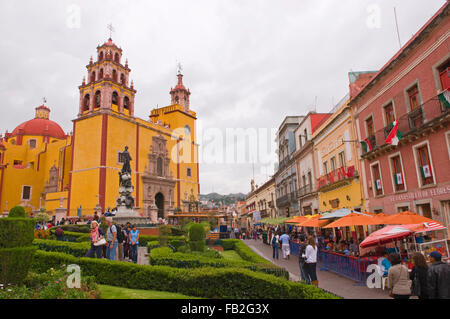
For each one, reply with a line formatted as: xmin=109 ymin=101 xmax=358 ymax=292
xmin=243 ymin=239 xmax=391 ymax=299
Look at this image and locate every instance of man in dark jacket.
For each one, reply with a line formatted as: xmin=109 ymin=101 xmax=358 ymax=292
xmin=428 ymin=251 xmax=450 ymax=299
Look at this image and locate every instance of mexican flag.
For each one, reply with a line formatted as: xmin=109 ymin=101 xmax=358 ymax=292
xmin=385 ymin=120 xmax=402 ymax=146
xmin=360 ymin=138 xmax=372 ymax=153
xmin=438 ymin=90 xmax=450 ymax=109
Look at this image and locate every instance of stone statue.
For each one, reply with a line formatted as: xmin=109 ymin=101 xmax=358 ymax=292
xmin=121 ymin=146 xmax=132 ymax=174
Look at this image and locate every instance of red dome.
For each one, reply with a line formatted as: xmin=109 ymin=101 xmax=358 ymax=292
xmin=11 ymin=118 xmax=66 ymax=139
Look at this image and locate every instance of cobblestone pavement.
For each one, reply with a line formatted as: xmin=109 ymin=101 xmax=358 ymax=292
xmin=243 ymin=239 xmax=391 ymax=299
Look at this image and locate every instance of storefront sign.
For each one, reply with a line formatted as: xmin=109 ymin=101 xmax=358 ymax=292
xmin=389 ymin=186 xmax=450 ymax=202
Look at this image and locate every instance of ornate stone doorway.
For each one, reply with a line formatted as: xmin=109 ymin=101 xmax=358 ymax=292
xmin=155 ymin=192 xmax=164 ymax=219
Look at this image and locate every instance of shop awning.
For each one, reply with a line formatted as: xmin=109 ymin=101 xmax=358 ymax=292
xmin=260 ymin=217 xmax=290 ymax=225
xmin=284 ymin=216 xmax=308 ymax=224
xmin=297 ymin=215 xmax=331 ymax=228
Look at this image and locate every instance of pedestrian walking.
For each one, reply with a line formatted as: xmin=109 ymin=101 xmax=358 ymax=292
xmin=304 ymin=237 xmax=318 ymax=286
xmin=116 ymin=223 xmax=124 ymax=261
xmin=271 ymin=231 xmax=280 ymax=260
xmin=279 ymin=232 xmax=290 ymax=259
xmin=387 ymin=253 xmax=411 ymax=299
xmin=105 ymin=217 xmax=118 ymax=261
xmin=410 ymin=252 xmax=429 ymax=299
xmin=427 ymin=251 xmax=450 ymax=299
xmin=298 ymin=237 xmax=308 ymax=283
xmin=129 ymin=225 xmax=140 ymax=263
xmin=86 ymin=221 xmax=105 ymax=258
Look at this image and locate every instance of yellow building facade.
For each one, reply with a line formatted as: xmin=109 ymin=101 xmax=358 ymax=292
xmin=0 ymin=38 xmax=199 ymax=220
xmin=312 ymin=96 xmax=365 ymax=214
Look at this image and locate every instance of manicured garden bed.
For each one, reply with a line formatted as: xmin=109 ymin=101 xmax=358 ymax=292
xmin=99 ymin=284 xmax=201 ymax=299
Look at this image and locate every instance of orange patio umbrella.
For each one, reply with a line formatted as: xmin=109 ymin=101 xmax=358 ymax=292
xmin=323 ymin=212 xmax=385 ymax=228
xmin=382 ymin=211 xmax=437 ymax=225
xmin=297 ymin=215 xmax=331 ymax=228
xmin=284 ymin=216 xmax=308 ymax=224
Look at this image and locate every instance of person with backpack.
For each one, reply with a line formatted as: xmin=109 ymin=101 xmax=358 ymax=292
xmin=271 ymin=231 xmax=280 ymax=260
xmin=105 ymin=217 xmax=118 ymax=261
xmin=129 ymin=225 xmax=140 ymax=264
xmin=115 ymin=223 xmax=124 ymax=261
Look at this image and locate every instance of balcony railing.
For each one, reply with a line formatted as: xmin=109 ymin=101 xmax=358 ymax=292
xmin=276 ymin=192 xmax=296 ymax=207
xmin=317 ymin=165 xmax=356 ymax=190
xmin=297 ymin=184 xmax=313 ymax=198
xmin=361 ymin=92 xmax=450 ymax=156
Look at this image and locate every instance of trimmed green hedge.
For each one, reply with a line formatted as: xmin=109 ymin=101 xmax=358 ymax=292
xmin=0 ymin=246 xmax=37 ymax=284
xmin=31 ymin=250 xmax=339 ymax=299
xmin=8 ymin=206 xmax=26 ymax=218
xmin=49 ymin=229 xmax=91 ymax=242
xmin=33 ymin=239 xmax=90 ymax=257
xmin=50 ymin=224 xmax=91 ymax=233
xmin=149 ymin=247 xmax=289 ymax=279
xmin=222 ymin=239 xmax=270 ymax=264
xmin=0 ymin=218 xmax=36 ymax=248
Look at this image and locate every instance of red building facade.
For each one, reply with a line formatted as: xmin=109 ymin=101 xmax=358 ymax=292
xmin=350 ymin=3 xmax=450 ymax=235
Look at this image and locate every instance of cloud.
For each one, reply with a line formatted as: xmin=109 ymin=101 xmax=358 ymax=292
xmin=0 ymin=0 xmax=446 ymax=195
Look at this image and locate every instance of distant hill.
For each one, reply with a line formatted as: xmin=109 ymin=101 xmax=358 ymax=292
xmin=199 ymin=192 xmax=247 ymax=205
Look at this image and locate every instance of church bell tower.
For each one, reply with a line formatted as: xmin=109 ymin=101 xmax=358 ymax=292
xmin=78 ymin=38 xmax=137 ymax=117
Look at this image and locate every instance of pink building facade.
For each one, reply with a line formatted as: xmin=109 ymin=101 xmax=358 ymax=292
xmin=350 ymin=3 xmax=450 ymax=235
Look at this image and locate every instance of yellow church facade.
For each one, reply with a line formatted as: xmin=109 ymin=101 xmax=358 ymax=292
xmin=0 ymin=38 xmax=199 ymax=221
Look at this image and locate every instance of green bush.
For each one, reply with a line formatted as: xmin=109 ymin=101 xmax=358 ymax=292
xmin=49 ymin=229 xmax=91 ymax=242
xmin=222 ymin=239 xmax=239 ymax=250
xmin=147 ymin=241 xmax=159 ymax=251
xmin=189 ymin=223 xmax=206 ymax=241
xmin=33 ymin=239 xmax=90 ymax=257
xmin=8 ymin=206 xmax=26 ymax=218
xmin=0 ymin=246 xmax=37 ymax=284
xmin=0 ymin=218 xmax=36 ymax=248
xmin=159 ymin=225 xmax=170 ymax=247
xmin=51 ymin=224 xmax=91 ymax=233
xmin=233 ymin=240 xmax=270 ymax=264
xmin=31 ymin=250 xmax=338 ymax=299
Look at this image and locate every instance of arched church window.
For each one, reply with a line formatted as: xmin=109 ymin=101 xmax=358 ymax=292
xmin=113 ymin=69 xmax=118 ymax=82
xmin=99 ymin=51 xmax=104 ymax=61
xmin=99 ymin=69 xmax=104 ymax=79
xmin=175 ymin=96 xmax=179 ymax=104
xmin=157 ymin=157 xmax=163 ymax=176
xmin=95 ymin=91 xmax=101 ymax=108
xmin=120 ymin=73 xmax=125 ymax=85
xmin=112 ymin=91 xmax=118 ymax=106
xmin=83 ymin=94 xmax=90 ymax=111
xmin=123 ymin=96 xmax=130 ymax=110
xmin=90 ymin=71 xmax=96 ymax=83
xmin=114 ymin=53 xmax=120 ymax=63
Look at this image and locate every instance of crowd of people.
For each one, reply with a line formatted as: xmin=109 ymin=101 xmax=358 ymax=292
xmin=243 ymin=225 xmax=450 ymax=299
xmin=86 ymin=218 xmax=140 ymax=263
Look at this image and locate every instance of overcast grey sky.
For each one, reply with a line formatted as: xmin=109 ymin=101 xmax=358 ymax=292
xmin=0 ymin=0 xmax=446 ymax=195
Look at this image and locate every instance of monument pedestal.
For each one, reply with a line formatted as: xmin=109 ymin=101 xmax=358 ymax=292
xmin=113 ymin=205 xmax=151 ymax=226
xmin=55 ymin=207 xmax=67 ymax=223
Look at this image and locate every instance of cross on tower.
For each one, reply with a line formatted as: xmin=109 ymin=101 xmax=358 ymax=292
xmin=107 ymin=23 xmax=115 ymax=39
xmin=177 ymin=62 xmax=183 ymax=75
xmin=42 ymin=97 xmax=47 ymax=105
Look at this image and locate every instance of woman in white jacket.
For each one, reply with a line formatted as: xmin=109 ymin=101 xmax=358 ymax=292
xmin=304 ymin=236 xmax=319 ymax=286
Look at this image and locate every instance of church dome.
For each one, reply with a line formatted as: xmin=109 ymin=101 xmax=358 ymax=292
xmin=11 ymin=104 xmax=66 ymax=139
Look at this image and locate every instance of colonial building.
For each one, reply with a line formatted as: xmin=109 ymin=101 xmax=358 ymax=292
xmin=312 ymin=94 xmax=364 ymax=213
xmin=0 ymin=38 xmax=200 ymax=221
xmin=293 ymin=112 xmax=331 ymax=215
xmin=245 ymin=177 xmax=277 ymax=224
xmin=274 ymin=116 xmax=304 ymax=216
xmin=350 ymin=3 xmax=450 ymax=234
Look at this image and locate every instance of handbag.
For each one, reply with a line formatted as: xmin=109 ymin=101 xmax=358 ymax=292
xmin=94 ymin=238 xmax=107 ymax=246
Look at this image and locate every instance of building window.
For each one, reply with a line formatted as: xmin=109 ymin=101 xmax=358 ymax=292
xmin=366 ymin=116 xmax=375 ymax=137
xmin=371 ymin=163 xmax=383 ymax=196
xmin=397 ymin=206 xmax=409 ymax=212
xmin=114 ymin=52 xmax=120 ymax=63
xmin=157 ymin=157 xmax=163 ymax=176
xmin=408 ymin=85 xmax=420 ymax=110
xmin=123 ymin=96 xmax=130 ymax=110
xmin=384 ymin=102 xmax=395 ymax=125
xmin=95 ymin=91 xmax=101 ymax=108
xmin=13 ymin=160 xmax=22 ymax=166
xmin=308 ymin=171 xmax=312 ymax=188
xmin=304 ymin=129 xmax=308 ymax=142
xmin=187 ymin=167 xmax=192 ymax=177
xmin=83 ymin=94 xmax=90 ymax=111
xmin=338 ymin=151 xmax=345 ymax=168
xmin=330 ymin=156 xmax=336 ymax=171
xmin=416 ymin=145 xmax=434 ymax=186
xmin=391 ymin=155 xmax=405 ymax=192
xmin=28 ymin=139 xmax=36 ymax=149
xmin=438 ymin=59 xmax=450 ymax=91
xmin=22 ymin=186 xmax=31 ymax=201
xmin=323 ymin=161 xmax=328 ymax=174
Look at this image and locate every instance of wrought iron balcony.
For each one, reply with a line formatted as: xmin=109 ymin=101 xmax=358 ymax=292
xmin=317 ymin=165 xmax=356 ymax=190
